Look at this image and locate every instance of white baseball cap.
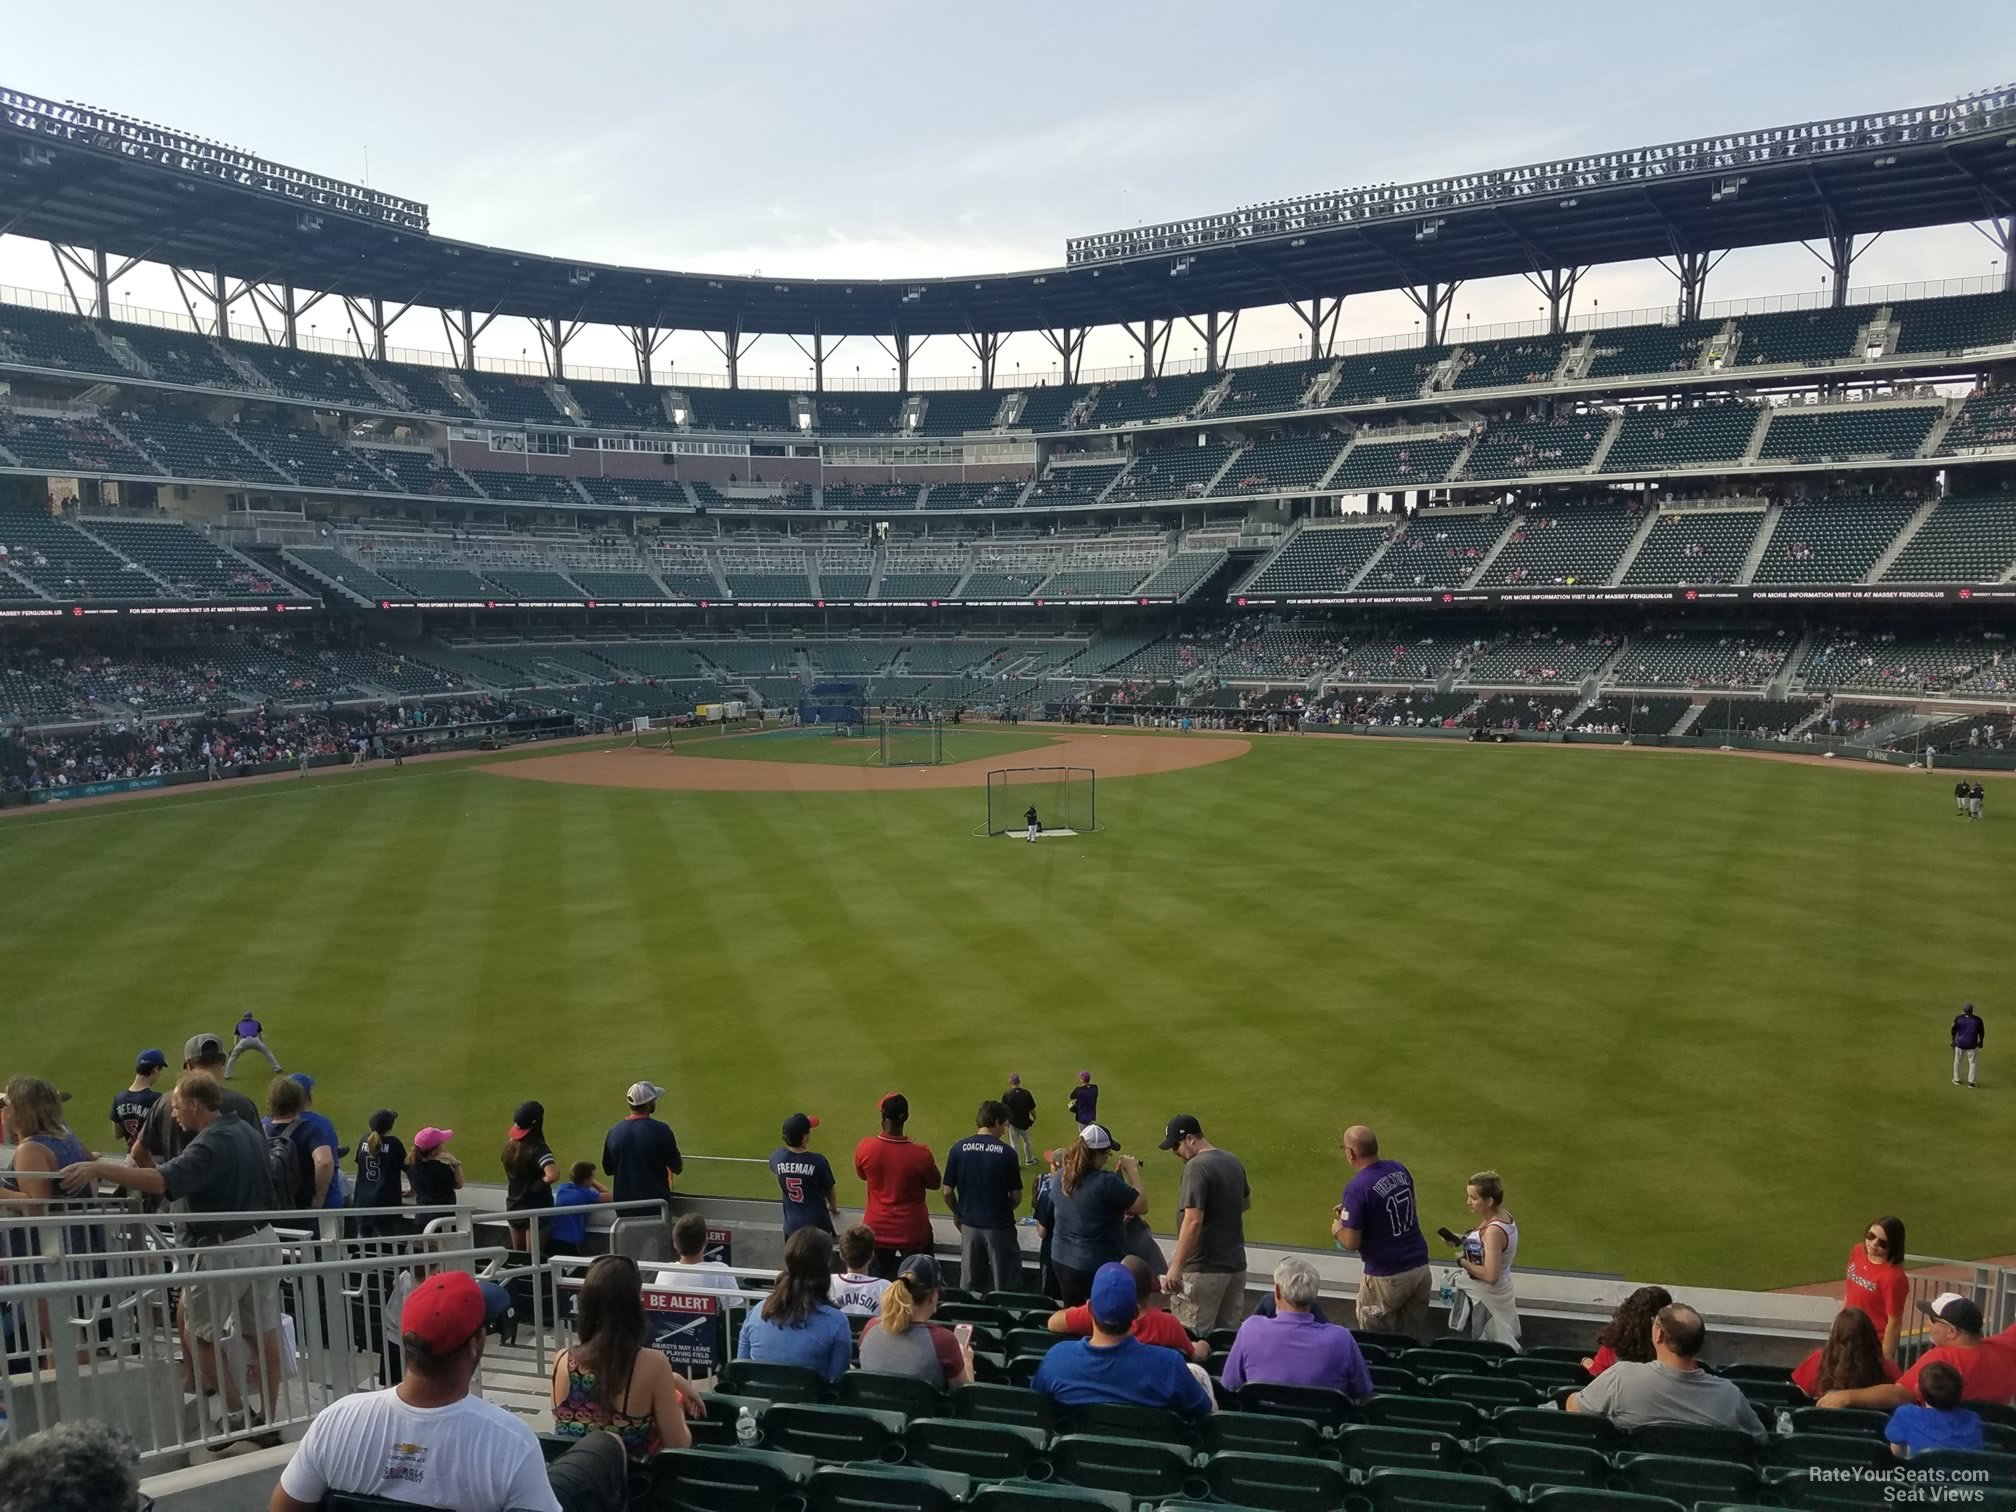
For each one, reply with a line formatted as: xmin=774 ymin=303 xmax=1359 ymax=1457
xmin=626 ymin=1081 xmax=665 ymax=1108
xmin=1079 ymin=1124 xmax=1119 ymax=1152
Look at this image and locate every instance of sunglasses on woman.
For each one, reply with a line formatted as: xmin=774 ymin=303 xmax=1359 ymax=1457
xmin=1865 ymin=1232 xmax=1888 ymax=1250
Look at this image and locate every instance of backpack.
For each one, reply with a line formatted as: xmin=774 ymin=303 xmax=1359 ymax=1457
xmin=267 ymin=1119 xmax=317 ymax=1210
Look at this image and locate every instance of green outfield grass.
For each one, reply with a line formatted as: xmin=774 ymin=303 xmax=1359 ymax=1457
xmin=5 ymin=734 xmax=2010 ymax=1291
xmin=670 ymin=725 xmax=1062 ymax=766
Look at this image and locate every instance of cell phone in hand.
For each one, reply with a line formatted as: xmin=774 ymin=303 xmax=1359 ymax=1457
xmin=954 ymin=1323 xmax=973 ymax=1348
xmin=1437 ymin=1227 xmax=1463 ymax=1245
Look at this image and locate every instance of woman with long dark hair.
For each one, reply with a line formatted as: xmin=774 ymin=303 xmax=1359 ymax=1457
xmin=500 ymin=1100 xmax=558 ymax=1253
xmin=550 ymin=1255 xmax=701 ymax=1458
xmin=1793 ymin=1307 xmax=1901 ymax=1399
xmin=1582 ymin=1285 xmax=1672 ymax=1375
xmin=1048 ymin=1126 xmax=1146 ymax=1307
xmin=1844 ymin=1216 xmax=1909 ymax=1360
xmin=736 ymin=1227 xmax=853 ymax=1381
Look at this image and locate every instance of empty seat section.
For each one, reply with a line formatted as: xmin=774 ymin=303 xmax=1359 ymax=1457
xmin=1326 ymin=347 xmax=1445 ymax=405
xmin=822 ymin=483 xmax=922 ymax=511
xmin=1463 ymin=630 xmax=1618 ymax=686
xmin=1882 ymin=494 xmax=2016 ymax=581
xmin=1694 ymin=696 xmax=1815 ymax=736
xmin=484 ymin=569 xmax=587 ymax=601
xmin=1482 ymin=505 xmax=1642 ymax=586
xmin=116 ymin=410 xmax=289 ymax=484
xmin=1622 ymin=510 xmax=1765 ymax=585
xmin=281 ymin=546 xmax=414 ymax=602
xmin=1357 ymin=510 xmax=1506 ymax=592
xmin=1331 ymin=436 xmax=1465 ymax=491
xmin=460 ymin=372 xmax=573 ymax=426
xmin=231 ymin=420 xmax=399 ymax=492
xmin=1025 ymin=463 xmax=1125 ymax=507
xmin=0 ymin=303 xmax=129 ymax=378
xmin=1083 ymin=370 xmax=1215 ymax=427
xmin=1039 ymin=567 xmax=1150 ymax=599
xmin=1213 ymin=361 xmax=1319 ymax=418
xmin=0 ymin=411 xmax=160 ymax=476
xmin=686 ymin=388 xmax=797 ymax=433
xmin=1212 ymin=435 xmax=1346 ymax=495
xmin=227 ymin=342 xmax=386 ymax=407
xmin=376 ymin=564 xmax=491 ymax=599
xmin=1449 ymin=337 xmax=1571 ymax=390
xmin=572 ymin=570 xmax=667 ymax=599
xmin=363 ymin=448 xmax=484 ymax=499
xmin=1938 ymin=393 xmax=2016 ymax=455
xmin=381 ymin=362 xmax=484 ymax=420
xmin=929 ymin=481 xmax=1025 ymax=509
xmin=575 ymin=476 xmax=690 ymax=507
xmin=812 ymin=395 xmax=901 ymax=434
xmin=84 ymin=521 xmax=294 ymax=599
xmin=1137 ymin=551 xmax=1226 ymax=600
xmin=1757 ymin=405 xmax=1940 ymax=462
xmin=1460 ymin=416 xmax=1606 ymax=480
xmin=1730 ymin=305 xmax=1872 ymax=366
xmin=915 ymin=390 xmax=1005 ymax=435
xmin=1600 ymin=403 xmax=1758 ymax=473
xmin=642 ymin=549 xmax=719 ymax=598
xmin=1011 ymin=384 xmax=1092 ymax=430
xmin=0 ymin=510 xmax=165 ymax=599
xmin=1106 ymin=445 xmax=1236 ymax=503
xmin=956 ymin=571 xmax=1044 ymax=599
xmin=1242 ymin=524 xmax=1394 ymax=595
xmin=566 ymin=381 xmax=671 ymax=430
xmin=463 ymin=470 xmax=585 ymax=505
xmin=1888 ymin=291 xmax=2016 ymax=355
xmin=720 ymin=567 xmax=814 ymax=599
xmin=1749 ymin=496 xmax=1920 ymax=583
xmin=877 ymin=573 xmax=961 ymax=598
xmin=1582 ymin=320 xmax=1719 ymax=379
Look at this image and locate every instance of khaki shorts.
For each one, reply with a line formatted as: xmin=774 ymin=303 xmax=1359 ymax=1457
xmin=1354 ymin=1264 xmax=1431 ymax=1342
xmin=182 ymin=1226 xmax=283 ymax=1344
xmin=1172 ymin=1270 xmax=1248 ymax=1334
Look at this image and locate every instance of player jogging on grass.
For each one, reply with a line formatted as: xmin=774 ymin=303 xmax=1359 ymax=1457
xmin=1025 ymin=804 xmax=1040 ymax=844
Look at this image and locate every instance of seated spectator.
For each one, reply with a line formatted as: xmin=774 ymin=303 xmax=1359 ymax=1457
xmin=1793 ymin=1308 xmax=1902 ymax=1399
xmin=1821 ymin=1294 xmax=2016 ymax=1409
xmin=275 ymin=1270 xmax=626 ymax=1512
xmin=1887 ymin=1361 xmax=1985 ymax=1457
xmin=1566 ymin=1303 xmax=1766 ymax=1440
xmin=653 ymin=1213 xmax=748 ymax=1312
xmin=1221 ymin=1256 xmax=1371 ymax=1397
xmin=0 ymin=1421 xmax=143 ymax=1512
xmin=737 ymin=1227 xmax=853 ymax=1382
xmin=1030 ymin=1261 xmax=1214 ymax=1420
xmin=1047 ymin=1255 xmax=1208 ymax=1361
xmin=1583 ymin=1285 xmax=1672 ymax=1375
xmin=550 ymin=1161 xmax=611 ymax=1259
xmin=830 ymin=1222 xmax=893 ymax=1317
xmin=859 ymin=1253 xmax=972 ymax=1387
xmin=551 ymin=1255 xmax=701 ymax=1460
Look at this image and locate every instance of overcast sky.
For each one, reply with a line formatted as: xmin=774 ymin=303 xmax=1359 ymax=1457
xmin=4 ymin=1 xmax=2015 ymax=383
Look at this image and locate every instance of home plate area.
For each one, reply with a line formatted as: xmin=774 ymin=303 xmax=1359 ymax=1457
xmin=1004 ymin=828 xmax=1081 ymax=840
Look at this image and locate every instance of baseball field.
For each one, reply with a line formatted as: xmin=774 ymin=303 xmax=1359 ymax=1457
xmin=4 ymin=724 xmax=2010 ymax=1292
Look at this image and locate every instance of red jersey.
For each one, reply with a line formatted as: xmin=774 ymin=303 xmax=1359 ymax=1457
xmin=1791 ymin=1347 xmax=1901 ymax=1399
xmin=1058 ymin=1303 xmax=1194 ymax=1353
xmin=1842 ymin=1247 xmax=1909 ymax=1336
xmin=1899 ymin=1341 xmax=2016 ymax=1405
xmin=1588 ymin=1344 xmax=1618 ymax=1376
xmin=853 ymin=1134 xmax=941 ymax=1249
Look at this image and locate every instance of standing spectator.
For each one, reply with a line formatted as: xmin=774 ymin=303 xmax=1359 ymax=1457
xmin=1820 ymin=1294 xmax=2016 ymax=1409
xmin=1887 ymin=1362 xmax=1986 ymax=1456
xmin=136 ymin=1033 xmax=261 ymax=1167
xmin=1030 ymin=1262 xmax=1214 ymax=1419
xmin=0 ymin=1421 xmax=145 ymax=1512
xmin=859 ymin=1254 xmax=972 ymax=1387
xmin=943 ymin=1100 xmax=1024 ymax=1293
xmin=223 ymin=1012 xmax=281 ymax=1079
xmin=108 ymin=1050 xmax=166 ymax=1147
xmin=1844 ymin=1215 xmax=1910 ymax=1360
xmin=502 ymin=1100 xmax=559 ymax=1253
xmin=1582 ymin=1285 xmax=1673 ymax=1375
xmin=1049 ymin=1125 xmax=1148 ymax=1307
xmin=1046 ymin=1255 xmax=1208 ymax=1361
xmin=1002 ymin=1074 xmax=1037 ymax=1166
xmin=652 ymin=1213 xmax=748 ymax=1315
xmin=854 ymin=1093 xmax=941 ymax=1280
xmin=0 ymin=1075 xmax=97 ymax=1357
xmin=551 ymin=1162 xmax=611 ymax=1259
xmin=350 ymin=1109 xmax=408 ymax=1236
xmin=550 ymin=1255 xmax=700 ymax=1460
xmin=1331 ymin=1125 xmax=1432 ymax=1341
xmin=1221 ymin=1256 xmax=1373 ymax=1398
xmin=1445 ymin=1170 xmax=1521 ymax=1346
xmin=1567 ymin=1304 xmax=1767 ymax=1439
xmin=768 ymin=1112 xmax=837 ymax=1236
xmin=1157 ymin=1114 xmax=1250 ymax=1335
xmin=288 ymin=1075 xmax=347 ymax=1214
xmin=274 ymin=1270 xmax=625 ymax=1512
xmin=265 ymin=1075 xmax=335 ymax=1211
xmin=601 ymin=1081 xmax=684 ymax=1216
xmin=736 ymin=1228 xmax=853 ymax=1382
xmin=409 ymin=1126 xmax=463 ymax=1213
xmin=1793 ymin=1308 xmax=1902 ymax=1399
xmin=829 ymin=1223 xmax=892 ymax=1317
xmin=61 ymin=1073 xmax=286 ymax=1435
xmin=1953 ymin=1003 xmax=1985 ymax=1088
xmin=1068 ymin=1071 xmax=1098 ymax=1127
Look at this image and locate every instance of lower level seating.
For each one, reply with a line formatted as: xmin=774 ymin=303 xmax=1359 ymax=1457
xmin=1611 ymin=630 xmax=1791 ymax=690
xmin=1572 ymin=695 xmax=1692 ymax=735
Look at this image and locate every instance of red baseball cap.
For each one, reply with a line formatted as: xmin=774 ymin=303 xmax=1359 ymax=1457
xmin=400 ymin=1271 xmax=510 ymax=1353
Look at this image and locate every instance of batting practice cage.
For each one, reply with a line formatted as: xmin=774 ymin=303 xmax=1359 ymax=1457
xmin=799 ymin=681 xmax=866 ymax=732
xmin=984 ymin=766 xmax=1098 ymax=836
xmin=878 ymin=716 xmax=946 ymax=766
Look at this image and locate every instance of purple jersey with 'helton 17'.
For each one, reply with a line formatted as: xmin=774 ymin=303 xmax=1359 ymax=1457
xmin=1339 ymin=1159 xmax=1429 ymax=1276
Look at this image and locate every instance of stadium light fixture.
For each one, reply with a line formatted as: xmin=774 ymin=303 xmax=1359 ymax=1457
xmin=296 ymin=212 xmax=322 ymax=234
xmin=1415 ymin=218 xmax=1444 ymax=242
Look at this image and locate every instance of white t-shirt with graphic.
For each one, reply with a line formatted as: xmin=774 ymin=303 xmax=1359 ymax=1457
xmin=277 ymin=1386 xmax=560 ymax=1511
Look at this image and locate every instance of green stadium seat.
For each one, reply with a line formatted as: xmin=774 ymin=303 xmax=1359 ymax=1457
xmin=1489 ymin=1404 xmax=1622 ymax=1450
xmin=1624 ymin=1423 xmax=1762 ymax=1462
xmin=938 ymin=1302 xmax=1016 ymax=1330
xmin=1766 ymin=1431 xmax=1890 ymax=1473
xmin=1209 ymin=1327 xmax=1244 ymax=1355
xmin=1431 ymin=1337 xmax=1517 ymax=1360
xmin=1401 ymin=1348 xmax=1498 ymax=1377
xmin=1046 ymin=1434 xmax=1199 ymax=1499
xmin=717 ymin=1360 xmax=825 ymax=1404
xmin=1197 ymin=1411 xmax=1329 ymax=1460
xmin=1005 ymin=1328 xmax=1064 ymax=1356
xmin=650 ymin=1445 xmax=816 ymax=1512
xmin=983 ymin=1291 xmax=1059 ymax=1311
xmin=1428 ymin=1374 xmax=1542 ymax=1410
xmin=804 ymin=1463 xmax=971 ymax=1512
xmin=966 ymin=1482 xmax=1131 ymax=1512
xmin=1469 ymin=1436 xmax=1612 ymax=1490
xmin=1369 ymin=1365 xmax=1424 ymax=1395
xmin=1062 ymin=1402 xmax=1190 ymax=1443
xmin=1355 ymin=1329 xmax=1423 ymax=1353
xmin=757 ymin=1403 xmax=906 ymax=1463
xmin=1737 ymin=1379 xmax=1807 ymax=1413
xmin=700 ymin=1392 xmax=774 ymax=1423
xmin=1916 ymin=1447 xmax=2016 ymax=1485
xmin=834 ymin=1372 xmax=947 ymax=1421
xmin=969 ymin=1351 xmax=1008 ymax=1384
xmin=1007 ymin=1355 xmax=1044 ymax=1387
xmin=1200 ymin=1448 xmax=1352 ymax=1510
xmin=1971 ymin=1404 xmax=2016 ymax=1431
xmin=1500 ymin=1358 xmax=1590 ymax=1391
xmin=1614 ymin=1450 xmax=1762 ymax=1503
xmin=1334 ymin=1424 xmax=1467 ymax=1475
xmin=1525 ymin=1346 xmax=1595 ymax=1364
xmin=1359 ymin=1467 xmax=1520 ymax=1510
xmin=1236 ymin=1380 xmax=1359 ymax=1430
xmin=1522 ymin=1491 xmax=1684 ymax=1512
xmin=1718 ymin=1363 xmax=1794 ymax=1385
xmin=1359 ymin=1394 xmax=1485 ymax=1437
xmin=949 ymin=1383 xmax=1059 ymax=1432
xmin=903 ymin=1418 xmax=1048 ymax=1481
xmin=1788 ymin=1406 xmax=1888 ymax=1438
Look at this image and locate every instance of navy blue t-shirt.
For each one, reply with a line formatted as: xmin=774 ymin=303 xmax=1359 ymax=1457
xmin=603 ymin=1115 xmax=684 ymax=1204
xmin=769 ymin=1146 xmax=837 ymax=1233
xmin=943 ymin=1133 xmax=1023 ymax=1230
xmin=109 ymin=1088 xmax=161 ymax=1144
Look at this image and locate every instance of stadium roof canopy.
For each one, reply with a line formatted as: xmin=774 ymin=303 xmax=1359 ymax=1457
xmin=3 ymin=84 xmax=2016 ymax=342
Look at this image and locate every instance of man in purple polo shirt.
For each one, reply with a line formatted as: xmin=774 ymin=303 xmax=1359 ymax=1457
xmin=1221 ymin=1255 xmax=1372 ymax=1398
xmin=1331 ymin=1124 xmax=1431 ymax=1342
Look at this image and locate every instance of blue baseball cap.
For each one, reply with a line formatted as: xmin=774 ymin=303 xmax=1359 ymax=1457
xmin=1089 ymin=1263 xmax=1139 ymax=1329
xmin=290 ymin=1073 xmax=316 ymax=1093
xmin=136 ymin=1049 xmax=167 ymax=1072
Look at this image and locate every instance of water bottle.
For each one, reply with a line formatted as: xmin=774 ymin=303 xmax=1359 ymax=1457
xmin=1776 ymin=1409 xmax=1793 ymax=1437
xmin=1438 ymin=1274 xmax=1456 ymax=1309
xmin=736 ymin=1406 xmax=759 ymax=1449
